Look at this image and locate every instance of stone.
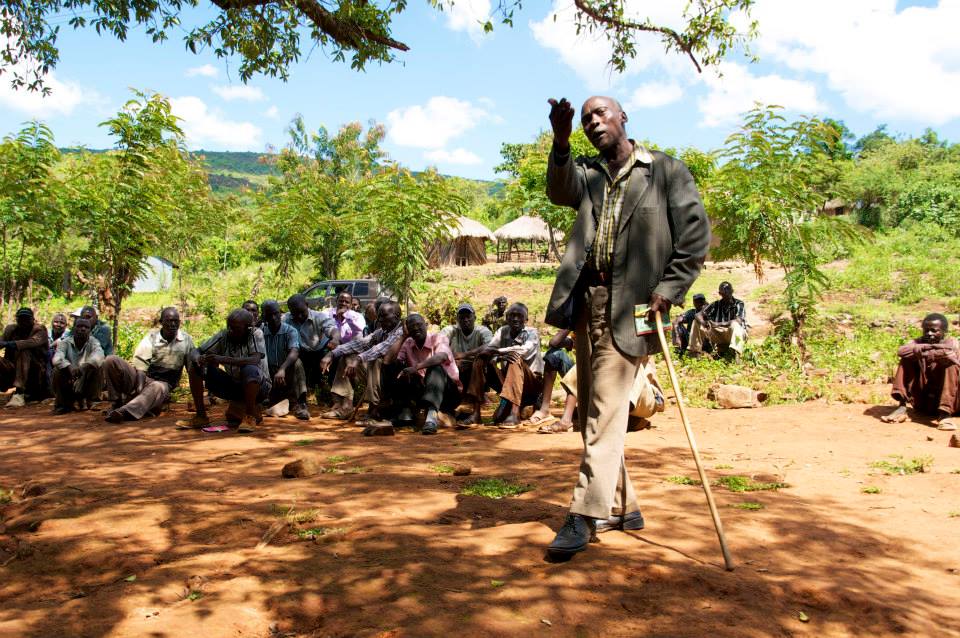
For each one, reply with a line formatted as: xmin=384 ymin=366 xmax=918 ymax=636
xmin=949 ymin=434 xmax=959 ymax=449
xmin=19 ymin=482 xmax=46 ymax=498
xmin=708 ymin=384 xmax=768 ymax=409
xmin=282 ymin=457 xmax=321 ymax=479
xmin=452 ymin=465 xmax=472 ymax=476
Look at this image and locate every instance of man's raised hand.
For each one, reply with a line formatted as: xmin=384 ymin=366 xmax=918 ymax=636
xmin=548 ymin=98 xmax=574 ymax=151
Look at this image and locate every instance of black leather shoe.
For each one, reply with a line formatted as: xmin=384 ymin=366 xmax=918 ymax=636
xmin=421 ymin=420 xmax=438 ymax=435
xmin=595 ymin=510 xmax=645 ymax=534
xmin=548 ymin=514 xmax=596 ymax=556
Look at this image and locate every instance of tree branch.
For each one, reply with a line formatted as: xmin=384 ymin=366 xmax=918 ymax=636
xmin=572 ymin=0 xmax=701 ymax=73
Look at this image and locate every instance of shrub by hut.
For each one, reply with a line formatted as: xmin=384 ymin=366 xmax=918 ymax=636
xmin=426 ymin=216 xmax=495 ymax=267
xmin=493 ymin=215 xmax=558 ymax=263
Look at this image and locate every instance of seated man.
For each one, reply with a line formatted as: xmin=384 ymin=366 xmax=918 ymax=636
xmin=283 ymin=294 xmax=339 ymax=393
xmin=102 ymin=307 xmax=194 ymax=423
xmin=51 ymin=317 xmax=104 ymax=414
xmin=673 ymin=293 xmax=709 ymax=355
xmin=260 ymin=300 xmax=309 ymax=420
xmin=178 ymin=309 xmax=271 ymax=434
xmin=527 ymin=328 xmax=575 ymax=427
xmin=687 ymin=282 xmax=748 ymax=359
xmin=441 ymin=303 xmax=492 ymax=420
xmin=469 ymin=302 xmax=544 ymax=428
xmin=242 ymin=300 xmax=261 ymax=328
xmin=0 ymin=307 xmax=50 ymax=407
xmin=322 ymin=292 xmax=367 ymax=418
xmin=482 ymin=295 xmax=508 ymax=332
xmin=321 ymin=301 xmax=404 ymax=421
xmin=80 ymin=305 xmax=114 ymax=356
xmin=46 ymin=312 xmax=68 ymax=397
xmin=882 ymin=312 xmax=960 ymax=431
xmin=334 ymin=292 xmax=366 ymax=344
xmin=384 ymin=313 xmax=461 ymax=435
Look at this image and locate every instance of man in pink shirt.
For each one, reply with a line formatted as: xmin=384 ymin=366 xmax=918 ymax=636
xmin=384 ymin=313 xmax=461 ymax=435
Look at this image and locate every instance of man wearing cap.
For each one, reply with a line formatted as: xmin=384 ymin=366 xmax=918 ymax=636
xmin=441 ymin=302 xmax=493 ymax=424
xmin=0 ymin=308 xmax=50 ymax=407
xmin=102 ymin=307 xmax=195 ymax=423
xmin=52 ymin=317 xmax=104 ymax=413
xmin=673 ymin=293 xmax=709 ymax=355
xmin=543 ymin=96 xmax=709 ymax=558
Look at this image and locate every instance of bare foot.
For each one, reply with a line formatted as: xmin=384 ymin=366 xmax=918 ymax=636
xmin=880 ymin=406 xmax=908 ymax=423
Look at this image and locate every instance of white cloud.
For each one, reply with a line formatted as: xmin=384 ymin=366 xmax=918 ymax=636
xmin=0 ymin=73 xmax=94 ymax=117
xmin=185 ymin=64 xmax=218 ymax=78
xmin=744 ymin=0 xmax=960 ymax=123
xmin=697 ymin=62 xmax=822 ymax=127
xmin=444 ymin=0 xmax=492 ymax=40
xmin=529 ymin=0 xmax=691 ymax=91
xmin=170 ymin=96 xmax=263 ymax=151
xmin=211 ymin=84 xmax=267 ymax=102
xmin=264 ymin=105 xmax=280 ymax=119
xmin=424 ymin=148 xmax=483 ymax=165
xmin=387 ymin=96 xmax=498 ymax=149
xmin=626 ymin=81 xmax=684 ymax=109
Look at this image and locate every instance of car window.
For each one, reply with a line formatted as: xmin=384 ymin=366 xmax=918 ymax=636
xmin=354 ymin=282 xmax=369 ymax=296
xmin=332 ymin=282 xmax=353 ymax=296
xmin=305 ymin=283 xmax=329 ymax=303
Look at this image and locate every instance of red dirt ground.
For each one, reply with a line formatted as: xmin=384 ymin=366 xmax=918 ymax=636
xmin=1 ymin=400 xmax=959 ymax=638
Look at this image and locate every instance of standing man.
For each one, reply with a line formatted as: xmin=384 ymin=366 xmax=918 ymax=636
xmin=687 ymin=282 xmax=748 ymax=359
xmin=102 ymin=307 xmax=194 ymax=422
xmin=543 ymin=96 xmax=709 ymax=557
xmin=51 ymin=317 xmax=104 ymax=413
xmin=0 ymin=308 xmax=50 ymax=407
xmin=80 ymin=306 xmax=114 ymax=356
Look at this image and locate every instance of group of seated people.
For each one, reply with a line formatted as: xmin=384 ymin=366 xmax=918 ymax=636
xmin=672 ymin=281 xmax=749 ymax=359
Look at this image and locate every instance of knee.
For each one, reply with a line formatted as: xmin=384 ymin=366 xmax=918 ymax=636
xmin=240 ymin=364 xmax=261 ymax=383
xmin=103 ymin=355 xmax=122 ymax=370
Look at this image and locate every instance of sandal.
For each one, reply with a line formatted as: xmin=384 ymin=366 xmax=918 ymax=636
xmin=937 ymin=418 xmax=958 ymax=431
xmin=202 ymin=423 xmax=230 ymax=433
xmin=538 ymin=420 xmax=574 ymax=434
xmin=321 ymin=408 xmax=351 ymax=420
xmin=524 ymin=413 xmax=557 ymax=427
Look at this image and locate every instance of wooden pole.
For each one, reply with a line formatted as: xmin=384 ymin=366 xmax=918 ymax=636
xmin=655 ymin=311 xmax=735 ymax=571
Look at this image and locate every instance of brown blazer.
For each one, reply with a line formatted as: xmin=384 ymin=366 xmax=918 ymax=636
xmin=544 ymin=147 xmax=710 ymax=357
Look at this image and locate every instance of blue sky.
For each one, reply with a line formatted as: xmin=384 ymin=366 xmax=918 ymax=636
xmin=1 ymin=0 xmax=959 ymax=180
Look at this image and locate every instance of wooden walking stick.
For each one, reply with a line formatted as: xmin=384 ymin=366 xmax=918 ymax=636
xmin=654 ymin=311 xmax=734 ymax=571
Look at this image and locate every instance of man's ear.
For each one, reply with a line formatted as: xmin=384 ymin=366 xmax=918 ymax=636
xmin=621 ymin=111 xmax=628 ymax=124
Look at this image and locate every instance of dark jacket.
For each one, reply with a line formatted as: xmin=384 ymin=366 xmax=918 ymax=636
xmin=544 ymin=147 xmax=710 ymax=357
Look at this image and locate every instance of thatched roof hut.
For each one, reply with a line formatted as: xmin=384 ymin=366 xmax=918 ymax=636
xmin=493 ymin=215 xmax=559 ymax=262
xmin=426 ymin=215 xmax=495 ymax=267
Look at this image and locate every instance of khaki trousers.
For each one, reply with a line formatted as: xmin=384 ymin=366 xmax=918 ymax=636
xmin=102 ymin=355 xmax=170 ymax=420
xmin=331 ymin=355 xmax=385 ymax=406
xmin=688 ymin=320 xmax=747 ymax=355
xmin=570 ymin=285 xmax=642 ymax=519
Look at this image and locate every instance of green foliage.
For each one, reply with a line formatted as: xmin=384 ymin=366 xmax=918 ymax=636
xmin=869 ymin=455 xmax=933 ymax=475
xmin=293 ymin=439 xmax=316 ymax=447
xmin=0 ymin=487 xmax=12 ymax=504
xmin=860 ymin=486 xmax=882 ymax=494
xmin=665 ymin=475 xmax=701 ymax=486
xmin=729 ymin=502 xmax=764 ymax=510
xmin=714 ymin=476 xmax=788 ymax=492
xmin=296 ymin=527 xmax=345 ymax=540
xmin=431 ymin=463 xmax=455 ymax=474
xmin=460 ymin=478 xmax=533 ymax=499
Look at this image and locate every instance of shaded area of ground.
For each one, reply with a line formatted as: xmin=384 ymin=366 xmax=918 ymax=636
xmin=1 ymin=401 xmax=959 ymax=637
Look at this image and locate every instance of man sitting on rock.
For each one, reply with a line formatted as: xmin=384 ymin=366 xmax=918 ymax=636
xmin=687 ymin=282 xmax=747 ymax=359
xmin=321 ymin=301 xmax=404 ymax=422
xmin=881 ymin=312 xmax=960 ymax=431
xmin=260 ymin=300 xmax=309 ymax=420
xmin=440 ymin=303 xmax=492 ymax=423
xmin=384 ymin=313 xmax=461 ymax=435
xmin=102 ymin=307 xmax=195 ymax=423
xmin=177 ymin=309 xmax=271 ymax=434
xmin=51 ymin=317 xmax=104 ymax=414
xmin=0 ymin=308 xmax=50 ymax=407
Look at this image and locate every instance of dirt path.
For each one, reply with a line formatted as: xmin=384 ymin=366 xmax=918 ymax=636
xmin=1 ymin=401 xmax=958 ymax=638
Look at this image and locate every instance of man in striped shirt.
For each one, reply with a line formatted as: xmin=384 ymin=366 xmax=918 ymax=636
xmin=687 ymin=281 xmax=748 ymax=358
xmin=261 ymin=300 xmax=310 ymax=420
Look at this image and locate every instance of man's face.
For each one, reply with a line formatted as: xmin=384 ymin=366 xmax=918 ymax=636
xmin=337 ymin=293 xmax=352 ymax=312
xmin=922 ymin=319 xmax=946 ymax=344
xmin=581 ymin=97 xmax=627 ymax=153
xmin=694 ymin=298 xmax=707 ymax=312
xmin=506 ymin=308 xmax=526 ymax=333
xmin=52 ymin=315 xmax=67 ymax=334
xmin=81 ymin=309 xmax=98 ymax=324
xmin=263 ymin=305 xmax=282 ymax=331
xmin=242 ymin=303 xmax=259 ymax=323
xmin=379 ymin=306 xmax=400 ymax=332
xmin=289 ymin=302 xmax=308 ymax=324
xmin=73 ymin=321 xmax=91 ymax=342
xmin=227 ymin=317 xmax=248 ymax=341
xmin=15 ymin=315 xmax=33 ymax=332
xmin=494 ymin=299 xmax=507 ymax=314
xmin=160 ymin=311 xmax=180 ymax=338
xmin=457 ymin=310 xmax=475 ymax=333
xmin=719 ymin=286 xmax=733 ymax=302
xmin=407 ymin=318 xmax=427 ymax=346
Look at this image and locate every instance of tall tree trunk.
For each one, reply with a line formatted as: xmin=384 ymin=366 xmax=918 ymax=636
xmin=546 ymin=222 xmax=562 ymax=261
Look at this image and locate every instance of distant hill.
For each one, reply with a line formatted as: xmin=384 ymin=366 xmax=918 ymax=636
xmin=59 ymin=148 xmax=503 ymax=197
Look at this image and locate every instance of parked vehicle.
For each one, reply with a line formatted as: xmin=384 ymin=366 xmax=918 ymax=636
xmin=299 ymin=279 xmax=390 ymax=310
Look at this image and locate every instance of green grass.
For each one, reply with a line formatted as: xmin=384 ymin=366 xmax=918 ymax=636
xmin=186 ymin=590 xmax=203 ymax=601
xmin=869 ymin=455 xmax=934 ymax=475
xmin=460 ymin=478 xmax=533 ymax=499
xmin=729 ymin=502 xmax=764 ymax=510
xmin=271 ymin=505 xmax=319 ymax=523
xmin=431 ymin=463 xmax=455 ymax=474
xmin=715 ymin=464 xmax=734 ymax=470
xmin=490 ymin=579 xmax=505 ymax=588
xmin=327 ymin=455 xmax=348 ymax=464
xmin=714 ymin=476 xmax=788 ymax=492
xmin=292 ymin=439 xmax=316 ymax=447
xmin=0 ymin=488 xmax=11 ymax=504
xmin=861 ymin=486 xmax=882 ymax=494
xmin=296 ymin=527 xmax=346 ymax=539
xmin=665 ymin=475 xmax=702 ymax=486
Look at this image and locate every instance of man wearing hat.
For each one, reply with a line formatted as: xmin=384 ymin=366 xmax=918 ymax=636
xmin=0 ymin=308 xmax=50 ymax=407
xmin=673 ymin=293 xmax=709 ymax=355
xmin=441 ymin=302 xmax=493 ymax=424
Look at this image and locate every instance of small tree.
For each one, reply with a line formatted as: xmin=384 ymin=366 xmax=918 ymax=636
xmin=706 ymin=105 xmax=861 ymax=354
xmin=356 ymin=166 xmax=463 ymax=306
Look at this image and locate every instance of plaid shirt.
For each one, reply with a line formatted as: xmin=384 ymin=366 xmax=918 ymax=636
xmin=590 ymin=143 xmax=649 ymax=272
xmin=703 ymin=298 xmax=747 ymax=326
xmin=330 ymin=323 xmax=404 ymax=364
